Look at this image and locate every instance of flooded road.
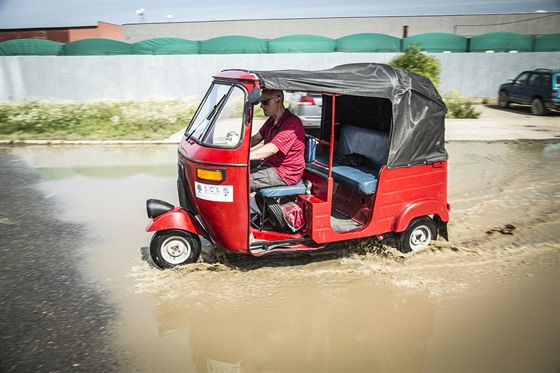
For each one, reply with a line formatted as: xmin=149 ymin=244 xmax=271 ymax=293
xmin=1 ymin=142 xmax=558 ymax=372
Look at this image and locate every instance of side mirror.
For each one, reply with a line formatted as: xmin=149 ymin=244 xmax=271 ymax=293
xmin=248 ymin=87 xmax=262 ymax=105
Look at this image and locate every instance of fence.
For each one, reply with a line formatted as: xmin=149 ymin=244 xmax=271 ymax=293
xmin=1 ymin=52 xmax=558 ymax=102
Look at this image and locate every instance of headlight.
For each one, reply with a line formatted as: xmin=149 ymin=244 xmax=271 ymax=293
xmin=146 ymin=199 xmax=174 ymax=219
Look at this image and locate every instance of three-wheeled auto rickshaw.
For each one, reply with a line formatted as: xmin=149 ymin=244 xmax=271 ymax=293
xmin=146 ymin=63 xmax=450 ymax=268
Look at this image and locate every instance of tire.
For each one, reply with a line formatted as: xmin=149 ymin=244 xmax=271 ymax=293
xmin=398 ymin=217 xmax=437 ymax=254
xmin=150 ymin=230 xmax=201 ymax=269
xmin=266 ymin=201 xmax=289 ymax=232
xmin=530 ymin=98 xmax=547 ymax=116
xmin=498 ymin=91 xmax=509 ymax=108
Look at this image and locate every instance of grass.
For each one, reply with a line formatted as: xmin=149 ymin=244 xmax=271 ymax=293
xmin=0 ymin=99 xmax=200 ymax=141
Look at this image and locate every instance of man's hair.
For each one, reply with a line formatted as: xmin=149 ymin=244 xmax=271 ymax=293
xmin=262 ymin=89 xmax=284 ymax=100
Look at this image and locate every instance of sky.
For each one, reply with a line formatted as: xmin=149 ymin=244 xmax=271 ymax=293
xmin=1 ymin=0 xmax=559 ymax=29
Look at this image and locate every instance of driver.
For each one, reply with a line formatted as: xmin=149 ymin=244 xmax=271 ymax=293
xmin=249 ymin=89 xmax=306 ymax=192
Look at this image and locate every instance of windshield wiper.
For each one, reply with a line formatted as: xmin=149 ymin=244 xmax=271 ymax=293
xmin=185 ymin=94 xmax=227 ymax=143
xmin=206 ymin=94 xmax=227 ymax=121
xmin=198 ymin=93 xmax=228 ymax=142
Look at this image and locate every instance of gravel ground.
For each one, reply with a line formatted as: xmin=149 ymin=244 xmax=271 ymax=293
xmin=0 ymin=152 xmax=124 ymax=373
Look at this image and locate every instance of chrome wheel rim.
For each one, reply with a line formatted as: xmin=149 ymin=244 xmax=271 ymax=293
xmin=160 ymin=236 xmax=191 ymax=265
xmin=408 ymin=225 xmax=432 ymax=252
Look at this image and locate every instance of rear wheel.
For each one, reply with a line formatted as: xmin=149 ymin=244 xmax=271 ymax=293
xmin=398 ymin=217 xmax=437 ymax=254
xmin=530 ymin=98 xmax=547 ymax=116
xmin=498 ymin=91 xmax=509 ymax=108
xmin=150 ymin=230 xmax=201 ymax=269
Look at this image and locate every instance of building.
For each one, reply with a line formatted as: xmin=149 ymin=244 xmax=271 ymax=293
xmin=1 ymin=13 xmax=556 ymax=44
xmin=0 ymin=22 xmax=123 ymax=43
xmin=122 ymin=12 xmax=560 ymax=42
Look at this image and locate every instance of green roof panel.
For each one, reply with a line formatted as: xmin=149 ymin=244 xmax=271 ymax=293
xmin=133 ymin=37 xmax=199 ymax=54
xmin=404 ymin=32 xmax=467 ymax=52
xmin=200 ymin=36 xmax=267 ymax=54
xmin=534 ymin=33 xmax=560 ymax=52
xmin=269 ymin=34 xmax=335 ymax=53
xmin=469 ymin=32 xmax=533 ymax=52
xmin=0 ymin=38 xmax=63 ymax=56
xmin=336 ymin=33 xmax=401 ymax=52
xmin=59 ymin=38 xmax=133 ymax=55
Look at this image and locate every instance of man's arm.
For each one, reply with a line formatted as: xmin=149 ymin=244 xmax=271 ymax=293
xmin=250 ymin=142 xmax=279 ymax=160
xmin=250 ymin=132 xmax=264 ymax=147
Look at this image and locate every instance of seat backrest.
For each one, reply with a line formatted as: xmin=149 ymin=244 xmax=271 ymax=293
xmin=337 ymin=124 xmax=389 ymax=170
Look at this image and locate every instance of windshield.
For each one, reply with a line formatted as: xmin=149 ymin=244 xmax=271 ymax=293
xmin=185 ymin=83 xmax=246 ymax=148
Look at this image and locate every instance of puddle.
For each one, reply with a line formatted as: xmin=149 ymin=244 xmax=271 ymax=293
xmin=5 ymin=142 xmax=559 ymax=372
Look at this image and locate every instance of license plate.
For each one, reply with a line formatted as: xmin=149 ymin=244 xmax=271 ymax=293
xmin=195 ymin=182 xmax=233 ymax=202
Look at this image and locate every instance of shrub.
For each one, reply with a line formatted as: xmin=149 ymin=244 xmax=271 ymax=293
xmin=444 ymin=91 xmax=481 ymax=119
xmin=389 ymin=44 xmax=442 ymax=88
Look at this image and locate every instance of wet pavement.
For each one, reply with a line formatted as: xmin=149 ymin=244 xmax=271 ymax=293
xmin=0 ymin=152 xmax=123 ymax=372
xmin=0 ymin=141 xmax=559 ymax=373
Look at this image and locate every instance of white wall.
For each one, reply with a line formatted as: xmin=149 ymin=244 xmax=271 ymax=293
xmin=1 ymin=52 xmax=558 ymax=102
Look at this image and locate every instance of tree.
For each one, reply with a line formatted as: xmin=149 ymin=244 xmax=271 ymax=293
xmin=389 ymin=44 xmax=441 ymax=88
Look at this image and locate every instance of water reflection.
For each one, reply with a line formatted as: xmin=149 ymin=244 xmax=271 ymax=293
xmin=153 ymin=284 xmax=434 ymax=372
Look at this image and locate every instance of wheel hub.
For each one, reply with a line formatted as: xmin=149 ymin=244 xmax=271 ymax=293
xmin=161 ymin=237 xmax=191 ymax=264
xmin=409 ymin=226 xmax=431 ymax=251
xmin=167 ymin=243 xmax=184 ymax=258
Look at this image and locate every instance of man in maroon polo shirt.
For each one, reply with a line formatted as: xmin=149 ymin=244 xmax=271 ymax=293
xmin=249 ymin=89 xmax=306 ymax=192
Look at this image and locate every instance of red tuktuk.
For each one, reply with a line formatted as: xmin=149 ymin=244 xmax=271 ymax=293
xmin=146 ymin=63 xmax=450 ymax=268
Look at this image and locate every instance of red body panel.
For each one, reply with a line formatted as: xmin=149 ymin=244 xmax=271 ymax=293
xmin=374 ymin=162 xmax=449 ymax=233
xmin=146 ymin=207 xmax=205 ymax=235
xmin=304 ymin=162 xmax=448 ymax=244
xmin=213 ymin=70 xmax=259 ymax=81
xmin=177 ymin=78 xmax=258 ymax=254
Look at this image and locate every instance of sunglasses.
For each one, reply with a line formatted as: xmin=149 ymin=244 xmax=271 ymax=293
xmin=260 ymin=96 xmax=279 ymax=106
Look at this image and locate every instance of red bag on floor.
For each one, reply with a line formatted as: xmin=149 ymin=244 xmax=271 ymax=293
xmin=281 ymin=202 xmax=304 ymax=232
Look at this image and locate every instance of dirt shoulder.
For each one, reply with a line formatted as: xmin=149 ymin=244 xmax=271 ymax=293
xmin=446 ymin=104 xmax=560 ymax=141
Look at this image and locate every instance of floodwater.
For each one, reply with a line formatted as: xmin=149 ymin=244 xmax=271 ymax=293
xmin=4 ymin=141 xmax=560 ymax=373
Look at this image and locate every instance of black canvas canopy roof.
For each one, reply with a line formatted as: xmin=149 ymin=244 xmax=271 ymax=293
xmin=251 ymin=63 xmax=448 ymax=169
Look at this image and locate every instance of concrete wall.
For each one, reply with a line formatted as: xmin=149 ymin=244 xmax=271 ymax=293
xmin=123 ymin=13 xmax=560 ymax=42
xmin=1 ymin=52 xmax=558 ymax=102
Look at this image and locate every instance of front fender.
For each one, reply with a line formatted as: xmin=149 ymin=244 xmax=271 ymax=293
xmin=393 ymin=198 xmax=450 ymax=233
xmin=146 ymin=207 xmax=206 ymax=236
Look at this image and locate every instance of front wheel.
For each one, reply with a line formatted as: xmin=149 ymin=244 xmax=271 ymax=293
xmin=150 ymin=230 xmax=201 ymax=269
xmin=398 ymin=217 xmax=437 ymax=254
xmin=498 ymin=91 xmax=509 ymax=108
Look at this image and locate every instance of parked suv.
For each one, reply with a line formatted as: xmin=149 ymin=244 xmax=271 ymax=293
xmin=498 ymin=68 xmax=559 ymax=115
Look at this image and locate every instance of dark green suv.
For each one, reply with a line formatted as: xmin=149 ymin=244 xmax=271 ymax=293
xmin=498 ymin=68 xmax=559 ymax=115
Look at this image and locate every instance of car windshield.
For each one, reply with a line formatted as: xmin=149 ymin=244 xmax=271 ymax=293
xmin=185 ymin=83 xmax=245 ymax=148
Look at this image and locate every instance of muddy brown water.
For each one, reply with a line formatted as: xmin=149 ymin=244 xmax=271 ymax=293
xmin=6 ymin=141 xmax=560 ymax=372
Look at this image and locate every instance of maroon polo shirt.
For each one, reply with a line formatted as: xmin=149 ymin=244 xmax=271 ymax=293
xmin=259 ymin=109 xmax=306 ymax=185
